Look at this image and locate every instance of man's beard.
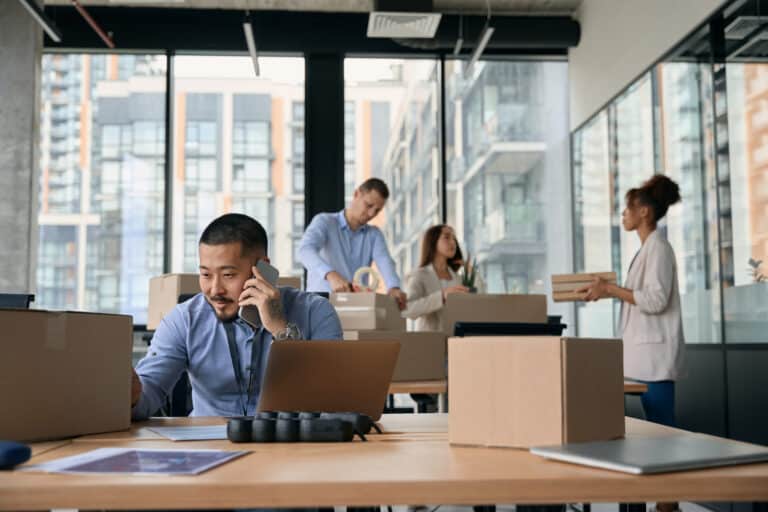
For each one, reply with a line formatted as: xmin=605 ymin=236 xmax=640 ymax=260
xmin=206 ymin=295 xmax=238 ymax=321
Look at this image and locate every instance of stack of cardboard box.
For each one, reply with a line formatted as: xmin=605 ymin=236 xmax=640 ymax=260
xmin=331 ymin=292 xmax=446 ymax=382
xmin=551 ymin=272 xmax=617 ymax=302
xmin=443 ymin=293 xmax=548 ymax=335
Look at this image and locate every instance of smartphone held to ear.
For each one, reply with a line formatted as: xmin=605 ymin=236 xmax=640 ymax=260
xmin=238 ymin=260 xmax=280 ymax=329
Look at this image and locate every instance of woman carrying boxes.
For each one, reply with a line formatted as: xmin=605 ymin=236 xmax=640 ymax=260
xmin=578 ymin=174 xmax=686 ymax=429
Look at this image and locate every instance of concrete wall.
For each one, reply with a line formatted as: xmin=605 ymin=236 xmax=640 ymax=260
xmin=0 ymin=1 xmax=41 ymax=293
xmin=569 ymin=0 xmax=727 ymax=131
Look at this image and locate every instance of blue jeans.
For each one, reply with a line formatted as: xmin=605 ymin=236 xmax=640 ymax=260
xmin=637 ymin=380 xmax=676 ymax=427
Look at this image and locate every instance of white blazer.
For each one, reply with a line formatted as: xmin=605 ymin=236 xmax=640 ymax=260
xmin=401 ymin=264 xmax=460 ymax=332
xmin=620 ymin=229 xmax=686 ymax=381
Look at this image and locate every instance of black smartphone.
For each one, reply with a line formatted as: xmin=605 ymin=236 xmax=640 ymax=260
xmin=238 ymin=259 xmax=280 ymax=329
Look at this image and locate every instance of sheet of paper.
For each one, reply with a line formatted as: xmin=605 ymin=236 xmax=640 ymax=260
xmin=22 ymin=447 xmax=248 ymax=475
xmin=148 ymin=425 xmax=227 ymax=441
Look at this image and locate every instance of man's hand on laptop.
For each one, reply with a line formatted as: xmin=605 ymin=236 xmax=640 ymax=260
xmin=388 ymin=287 xmax=407 ymax=310
xmin=130 ymin=368 xmax=142 ymax=408
xmin=326 ymin=271 xmax=353 ymax=293
xmin=240 ymin=265 xmax=288 ymax=335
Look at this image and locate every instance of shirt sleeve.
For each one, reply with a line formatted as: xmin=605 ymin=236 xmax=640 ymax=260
xmin=632 ymin=240 xmax=675 ymax=315
xmin=401 ymin=270 xmax=443 ymax=320
xmin=306 ymin=296 xmax=344 ymax=340
xmin=298 ymin=214 xmax=334 ymax=279
xmin=371 ymin=227 xmax=401 ymax=289
xmin=131 ymin=308 xmax=189 ymax=421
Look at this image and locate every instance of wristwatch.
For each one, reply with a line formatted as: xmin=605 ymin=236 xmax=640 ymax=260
xmin=273 ymin=322 xmax=302 ymax=341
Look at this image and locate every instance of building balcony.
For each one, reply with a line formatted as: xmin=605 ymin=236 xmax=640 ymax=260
xmin=474 ymin=204 xmax=545 ymax=252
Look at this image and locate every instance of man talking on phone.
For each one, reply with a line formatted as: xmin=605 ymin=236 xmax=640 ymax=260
xmin=130 ymin=213 xmax=342 ymax=420
xmin=298 ymin=178 xmax=407 ymax=310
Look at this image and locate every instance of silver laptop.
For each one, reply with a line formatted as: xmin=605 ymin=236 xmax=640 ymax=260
xmin=531 ymin=434 xmax=768 ymax=474
xmin=257 ymin=340 xmax=400 ymax=421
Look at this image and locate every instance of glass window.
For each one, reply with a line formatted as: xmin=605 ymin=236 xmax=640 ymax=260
xmin=659 ymin=62 xmax=722 ymax=344
xmin=723 ymin=62 xmax=768 ymax=342
xmin=37 ymin=54 xmax=166 ymax=324
xmin=572 ymin=112 xmax=615 ymax=337
xmin=172 ymin=56 xmax=305 ymax=278
xmin=446 ymin=60 xmax=572 ymax=326
xmin=613 ymin=74 xmax=655 ymax=282
xmin=344 ymin=59 xmax=441 ymax=279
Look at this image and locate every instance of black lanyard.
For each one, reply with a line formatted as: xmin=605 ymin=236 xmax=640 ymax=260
xmin=223 ymin=321 xmax=262 ymax=417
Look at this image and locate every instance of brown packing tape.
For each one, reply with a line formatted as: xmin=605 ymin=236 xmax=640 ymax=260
xmin=44 ymin=313 xmax=67 ymax=350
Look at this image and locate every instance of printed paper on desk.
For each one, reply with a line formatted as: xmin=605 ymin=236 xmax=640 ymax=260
xmin=21 ymin=447 xmax=248 ymax=475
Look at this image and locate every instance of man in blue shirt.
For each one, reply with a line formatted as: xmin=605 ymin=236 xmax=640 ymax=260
xmin=130 ymin=213 xmax=343 ymax=420
xmin=298 ymin=178 xmax=407 ymax=310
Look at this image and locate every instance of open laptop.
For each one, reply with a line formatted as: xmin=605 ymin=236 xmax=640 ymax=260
xmin=530 ymin=434 xmax=768 ymax=474
xmin=257 ymin=340 xmax=400 ymax=421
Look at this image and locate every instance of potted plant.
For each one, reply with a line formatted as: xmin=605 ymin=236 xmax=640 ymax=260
xmin=460 ymin=254 xmax=478 ymax=293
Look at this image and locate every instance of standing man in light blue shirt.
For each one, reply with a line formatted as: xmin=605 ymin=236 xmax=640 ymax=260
xmin=299 ymin=178 xmax=407 ymax=310
xmin=130 ymin=213 xmax=342 ymax=419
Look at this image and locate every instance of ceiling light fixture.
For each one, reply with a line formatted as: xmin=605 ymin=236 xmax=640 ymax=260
xmin=71 ymin=0 xmax=115 ymax=49
xmin=243 ymin=13 xmax=260 ymax=77
xmin=16 ymin=0 xmax=63 ymax=43
xmin=453 ymin=14 xmax=463 ymax=56
xmin=465 ymin=0 xmax=494 ymax=78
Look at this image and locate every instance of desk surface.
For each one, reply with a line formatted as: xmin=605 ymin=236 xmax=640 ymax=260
xmin=389 ymin=380 xmax=648 ymax=395
xmin=3 ymin=415 xmax=767 ymax=510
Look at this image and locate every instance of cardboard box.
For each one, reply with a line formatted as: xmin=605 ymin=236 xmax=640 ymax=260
xmin=0 ymin=309 xmax=133 ymax=442
xmin=277 ymin=276 xmax=302 ymax=289
xmin=551 ymin=272 xmax=617 ymax=302
xmin=331 ymin=292 xmax=406 ymax=331
xmin=344 ymin=330 xmax=446 ymax=381
xmin=448 ymin=336 xmax=625 ymax=448
xmin=147 ymin=273 xmax=200 ymax=330
xmin=443 ymin=294 xmax=547 ymax=335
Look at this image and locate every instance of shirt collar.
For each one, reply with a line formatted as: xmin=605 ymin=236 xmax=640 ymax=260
xmin=337 ymin=209 xmax=367 ymax=232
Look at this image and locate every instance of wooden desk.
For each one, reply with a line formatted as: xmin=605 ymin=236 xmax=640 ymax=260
xmin=3 ymin=416 xmax=768 ymax=510
xmin=390 ymin=380 xmax=647 ymax=395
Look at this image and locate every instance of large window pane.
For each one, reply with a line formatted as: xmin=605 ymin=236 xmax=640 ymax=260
xmin=572 ymin=112 xmax=615 ymax=337
xmin=659 ymin=62 xmax=721 ymax=343
xmin=172 ymin=56 xmax=305 ymax=278
xmin=38 ymin=54 xmax=167 ymax=324
xmin=613 ymin=74 xmax=655 ymax=281
xmin=724 ymin=63 xmax=768 ymax=342
xmin=446 ymin=60 xmax=572 ymax=325
xmin=344 ymin=59 xmax=441 ymax=279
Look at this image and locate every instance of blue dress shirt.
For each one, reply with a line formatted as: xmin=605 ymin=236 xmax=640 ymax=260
xmin=132 ymin=288 xmax=342 ymax=420
xmin=298 ymin=210 xmax=401 ymax=293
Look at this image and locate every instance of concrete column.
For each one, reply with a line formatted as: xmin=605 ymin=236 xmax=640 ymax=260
xmin=0 ymin=1 xmax=42 ymax=294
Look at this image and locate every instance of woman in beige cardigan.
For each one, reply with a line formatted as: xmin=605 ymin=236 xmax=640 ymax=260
xmin=578 ymin=174 xmax=685 ymax=429
xmin=402 ymin=224 xmax=478 ymax=332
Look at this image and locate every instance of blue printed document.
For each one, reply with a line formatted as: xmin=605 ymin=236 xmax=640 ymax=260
xmin=22 ymin=447 xmax=248 ymax=475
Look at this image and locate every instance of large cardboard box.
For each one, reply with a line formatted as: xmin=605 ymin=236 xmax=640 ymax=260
xmin=344 ymin=330 xmax=446 ymax=381
xmin=443 ymin=294 xmax=547 ymax=335
xmin=0 ymin=309 xmax=133 ymax=442
xmin=551 ymin=272 xmax=617 ymax=302
xmin=331 ymin=292 xmax=406 ymax=331
xmin=277 ymin=276 xmax=302 ymax=289
xmin=448 ymin=336 xmax=625 ymax=448
xmin=147 ymin=273 xmax=200 ymax=330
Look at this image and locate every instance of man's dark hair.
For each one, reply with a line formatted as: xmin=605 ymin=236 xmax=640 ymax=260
xmin=199 ymin=213 xmax=268 ymax=256
xmin=358 ymin=177 xmax=390 ymax=200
